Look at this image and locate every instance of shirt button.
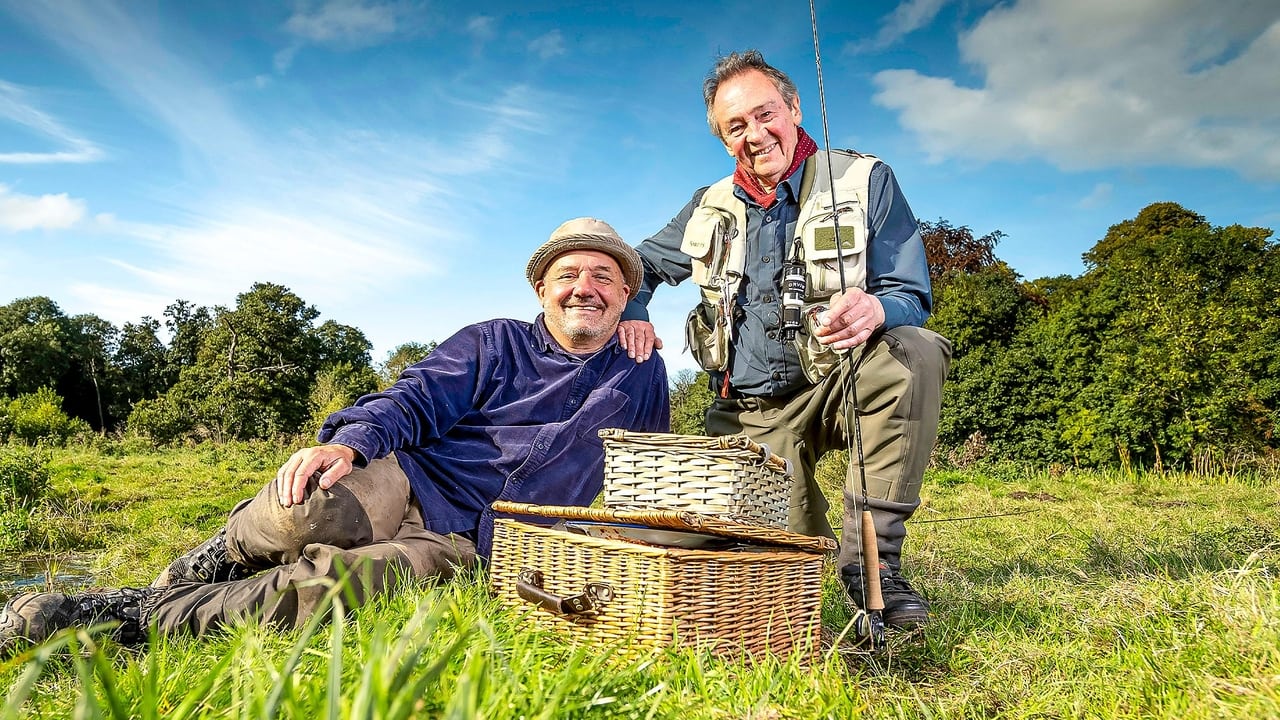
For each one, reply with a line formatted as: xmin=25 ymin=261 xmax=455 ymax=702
xmin=762 ymin=256 xmax=772 ymax=263
xmin=772 ymin=371 xmax=784 ymax=380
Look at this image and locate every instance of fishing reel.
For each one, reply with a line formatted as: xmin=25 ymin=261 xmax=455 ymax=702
xmin=850 ymin=608 xmax=887 ymax=649
xmin=780 ymin=242 xmax=806 ymax=344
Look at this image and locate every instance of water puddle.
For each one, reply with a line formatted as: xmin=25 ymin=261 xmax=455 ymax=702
xmin=0 ymin=553 xmax=97 ymax=602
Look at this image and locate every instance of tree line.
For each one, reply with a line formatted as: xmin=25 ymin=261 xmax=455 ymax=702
xmin=0 ymin=283 xmax=434 ymax=444
xmin=671 ymin=202 xmax=1278 ymax=471
xmin=2 ymin=202 xmax=1277 ymax=470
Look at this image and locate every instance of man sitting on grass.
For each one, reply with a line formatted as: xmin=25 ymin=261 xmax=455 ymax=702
xmin=0 ymin=217 xmax=670 ymax=655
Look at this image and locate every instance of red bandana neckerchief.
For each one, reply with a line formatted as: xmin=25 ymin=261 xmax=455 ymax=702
xmin=732 ymin=127 xmax=818 ymax=208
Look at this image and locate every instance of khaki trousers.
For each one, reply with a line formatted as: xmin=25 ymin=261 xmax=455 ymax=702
xmin=149 ymin=453 xmax=477 ymax=636
xmin=706 ymin=326 xmax=951 ymax=570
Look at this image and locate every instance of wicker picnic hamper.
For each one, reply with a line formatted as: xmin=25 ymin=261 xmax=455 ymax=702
xmin=598 ymin=429 xmax=792 ymax=528
xmin=488 ymin=501 xmax=834 ymax=659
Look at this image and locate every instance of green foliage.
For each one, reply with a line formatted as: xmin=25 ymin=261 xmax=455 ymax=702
xmin=0 ymin=444 xmax=51 ymax=509
xmin=307 ymin=362 xmax=379 ymax=436
xmin=932 ymin=202 xmax=1280 ymax=469
xmin=378 ymin=341 xmax=437 ymax=388
xmin=0 ymin=297 xmax=71 ymax=398
xmin=668 ymin=369 xmax=713 ymax=435
xmin=5 ymin=387 xmax=91 ymax=445
xmin=126 ymin=395 xmax=197 ymax=445
xmin=0 ymin=444 xmax=52 ymax=550
xmin=132 ymin=283 xmax=379 ymax=442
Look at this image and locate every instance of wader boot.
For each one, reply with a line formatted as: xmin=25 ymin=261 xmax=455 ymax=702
xmin=838 ymin=491 xmax=929 ymax=629
xmin=152 ymin=527 xmax=255 ymax=587
xmin=0 ymin=587 xmax=159 ymax=656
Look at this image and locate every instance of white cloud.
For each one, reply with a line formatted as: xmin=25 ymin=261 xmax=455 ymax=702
xmin=872 ymin=0 xmax=1280 ymax=180
xmin=0 ymin=81 xmax=104 ymax=164
xmin=466 ymin=15 xmax=495 ymax=40
xmin=1077 ymin=182 xmax=1113 ymax=210
xmin=274 ymin=1 xmax=427 ymax=73
xmin=284 ymin=0 xmax=399 ymax=44
xmin=529 ymin=29 xmax=565 ymax=60
xmin=848 ymin=0 xmax=950 ymax=53
xmin=0 ymin=185 xmax=86 ymax=231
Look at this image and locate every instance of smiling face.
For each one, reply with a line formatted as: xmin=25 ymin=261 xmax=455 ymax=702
xmin=712 ymin=69 xmax=803 ymax=192
xmin=535 ymin=249 xmax=630 ymax=353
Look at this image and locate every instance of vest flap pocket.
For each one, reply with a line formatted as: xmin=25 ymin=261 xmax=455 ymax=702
xmin=680 ymin=206 xmax=732 ymax=261
xmin=801 ymin=197 xmax=866 ymax=261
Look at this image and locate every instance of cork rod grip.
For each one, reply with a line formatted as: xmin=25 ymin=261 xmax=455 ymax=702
xmin=861 ymin=509 xmax=884 ymax=612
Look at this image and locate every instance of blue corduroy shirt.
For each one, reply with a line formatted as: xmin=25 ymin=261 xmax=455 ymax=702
xmin=317 ymin=316 xmax=671 ymax=555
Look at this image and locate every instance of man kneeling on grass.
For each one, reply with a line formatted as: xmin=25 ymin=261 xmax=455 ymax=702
xmin=0 ymin=217 xmax=670 ymax=655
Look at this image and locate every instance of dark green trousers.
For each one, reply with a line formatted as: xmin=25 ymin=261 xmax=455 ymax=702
xmin=705 ymin=326 xmax=951 ymax=571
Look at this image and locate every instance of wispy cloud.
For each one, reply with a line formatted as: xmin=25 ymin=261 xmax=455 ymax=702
xmin=847 ymin=0 xmax=950 ymax=53
xmin=466 ymin=15 xmax=495 ymax=41
xmin=1077 ymin=182 xmax=1113 ymax=210
xmin=275 ymin=0 xmax=426 ymax=72
xmin=0 ymin=184 xmax=86 ymax=230
xmin=873 ymin=0 xmax=1280 ymax=180
xmin=529 ymin=29 xmax=565 ymax=60
xmin=284 ymin=0 xmax=399 ymax=43
xmin=0 ymin=81 xmax=104 ymax=164
xmin=3 ymin=0 xmax=256 ymax=167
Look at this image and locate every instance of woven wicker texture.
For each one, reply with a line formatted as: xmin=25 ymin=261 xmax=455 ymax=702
xmin=490 ymin=501 xmax=836 ymax=552
xmin=489 ymin=518 xmax=823 ymax=659
xmin=598 ymin=429 xmax=792 ymax=528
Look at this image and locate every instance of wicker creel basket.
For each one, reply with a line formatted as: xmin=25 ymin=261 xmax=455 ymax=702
xmin=598 ymin=429 xmax=792 ymax=528
xmin=489 ymin=501 xmax=830 ymax=660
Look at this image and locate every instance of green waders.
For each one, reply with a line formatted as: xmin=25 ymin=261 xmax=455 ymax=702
xmin=704 ymin=326 xmax=951 ymax=573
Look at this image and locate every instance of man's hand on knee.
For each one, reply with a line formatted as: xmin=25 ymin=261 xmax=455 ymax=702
xmin=276 ymin=444 xmax=357 ymax=507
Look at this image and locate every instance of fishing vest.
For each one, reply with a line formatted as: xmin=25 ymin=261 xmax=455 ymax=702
xmin=680 ymin=150 xmax=880 ymax=384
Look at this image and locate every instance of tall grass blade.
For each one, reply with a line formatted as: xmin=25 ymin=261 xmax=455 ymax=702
xmin=325 ymin=600 xmax=345 ymax=720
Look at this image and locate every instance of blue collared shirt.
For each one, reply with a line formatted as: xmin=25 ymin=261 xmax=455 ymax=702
xmin=317 ymin=316 xmax=671 ymax=555
xmin=625 ymin=154 xmax=931 ymax=397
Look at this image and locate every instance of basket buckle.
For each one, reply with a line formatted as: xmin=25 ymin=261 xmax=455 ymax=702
xmin=517 ymin=569 xmax=615 ymax=616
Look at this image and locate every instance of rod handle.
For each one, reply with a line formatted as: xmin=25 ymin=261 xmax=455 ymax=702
xmin=861 ymin=509 xmax=884 ymax=612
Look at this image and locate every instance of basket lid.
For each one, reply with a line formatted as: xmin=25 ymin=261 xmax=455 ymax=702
xmin=490 ymin=501 xmax=836 ymax=553
xmin=597 ymin=429 xmax=793 ymax=477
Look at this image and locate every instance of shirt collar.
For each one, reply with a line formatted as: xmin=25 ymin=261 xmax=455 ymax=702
xmin=532 ymin=314 xmax=622 ymax=360
xmin=732 ymin=158 xmax=808 ymax=208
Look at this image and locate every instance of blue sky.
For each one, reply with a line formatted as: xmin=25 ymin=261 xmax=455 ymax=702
xmin=2 ymin=0 xmax=1277 ymax=375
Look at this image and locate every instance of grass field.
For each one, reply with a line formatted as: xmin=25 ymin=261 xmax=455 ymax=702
xmin=2 ymin=441 xmax=1278 ymax=719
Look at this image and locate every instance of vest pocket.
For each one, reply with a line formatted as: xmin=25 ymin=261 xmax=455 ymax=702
xmin=795 ymin=308 xmax=845 ymax=383
xmin=800 ymin=197 xmax=867 ymax=296
xmin=684 ymin=301 xmax=729 ymax=372
xmin=682 ymin=205 xmax=735 ymax=287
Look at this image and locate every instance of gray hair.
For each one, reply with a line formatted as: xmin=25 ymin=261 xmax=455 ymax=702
xmin=702 ymin=50 xmax=800 ymax=140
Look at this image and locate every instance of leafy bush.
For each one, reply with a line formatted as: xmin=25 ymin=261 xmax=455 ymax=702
xmin=0 ymin=444 xmax=51 ymax=509
xmin=0 ymin=444 xmax=52 ymax=550
xmin=307 ymin=362 xmax=379 ymax=435
xmin=126 ymin=395 xmax=195 ymax=445
xmin=6 ymin=387 xmax=90 ymax=445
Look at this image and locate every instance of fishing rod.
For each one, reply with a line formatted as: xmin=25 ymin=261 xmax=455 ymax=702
xmin=805 ymin=0 xmax=886 ymax=648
